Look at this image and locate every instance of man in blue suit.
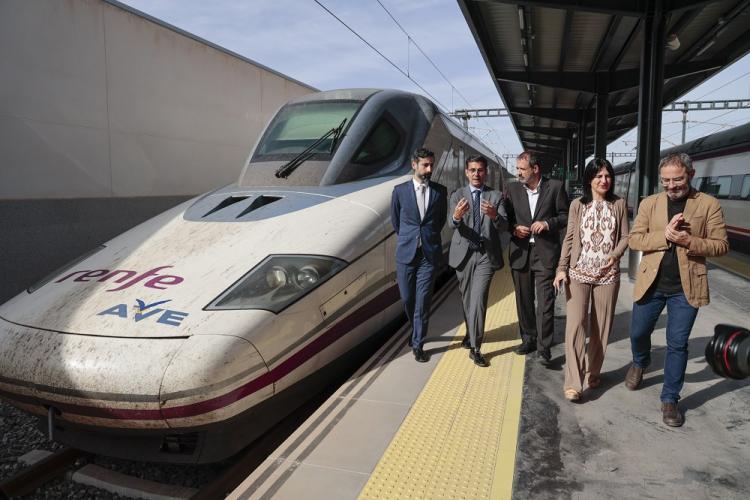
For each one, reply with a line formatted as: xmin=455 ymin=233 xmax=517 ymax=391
xmin=391 ymin=148 xmax=448 ymax=362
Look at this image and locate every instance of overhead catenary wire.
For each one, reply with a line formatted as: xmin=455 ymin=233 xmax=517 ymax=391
xmin=374 ymin=0 xmax=471 ymax=108
xmin=313 ymin=0 xmax=513 ymax=160
xmin=373 ymin=0 xmax=513 ymax=158
xmin=696 ymin=69 xmax=750 ymax=100
xmin=312 ymin=0 xmax=448 ymax=110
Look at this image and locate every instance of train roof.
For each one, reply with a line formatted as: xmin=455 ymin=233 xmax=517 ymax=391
xmin=661 ymin=121 xmax=750 ymax=159
xmin=288 ymin=88 xmax=382 ymax=103
xmin=615 ymin=121 xmax=750 ymax=172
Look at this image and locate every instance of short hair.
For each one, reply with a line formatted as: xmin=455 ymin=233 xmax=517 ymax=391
xmin=516 ymin=150 xmax=541 ymax=169
xmin=659 ymin=152 xmax=694 ymax=174
xmin=465 ymin=154 xmax=488 ymax=169
xmin=412 ymin=147 xmax=435 ymax=163
xmin=580 ymin=157 xmax=616 ymax=204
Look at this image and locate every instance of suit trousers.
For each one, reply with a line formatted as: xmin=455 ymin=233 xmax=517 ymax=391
xmin=563 ymin=279 xmax=619 ymax=393
xmin=511 ymin=244 xmax=555 ymax=351
xmin=396 ymin=249 xmax=436 ymax=349
xmin=455 ymin=250 xmax=495 ymax=350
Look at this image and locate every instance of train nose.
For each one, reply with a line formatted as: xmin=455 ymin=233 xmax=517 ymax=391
xmin=0 ymin=318 xmax=269 ymax=429
xmin=157 ymin=335 xmax=271 ymax=424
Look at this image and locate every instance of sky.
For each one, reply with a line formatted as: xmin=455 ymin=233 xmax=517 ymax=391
xmin=119 ymin=0 xmax=750 ymax=172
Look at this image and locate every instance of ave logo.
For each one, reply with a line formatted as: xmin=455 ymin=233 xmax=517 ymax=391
xmin=98 ymin=299 xmax=189 ymax=327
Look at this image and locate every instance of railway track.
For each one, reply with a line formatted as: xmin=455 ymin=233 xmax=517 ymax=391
xmin=0 ymin=422 xmax=300 ymax=499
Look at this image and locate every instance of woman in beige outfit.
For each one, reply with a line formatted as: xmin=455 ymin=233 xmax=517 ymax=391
xmin=553 ymin=158 xmax=629 ymax=401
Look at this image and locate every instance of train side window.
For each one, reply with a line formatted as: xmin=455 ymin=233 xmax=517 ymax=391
xmin=741 ymin=175 xmax=750 ymax=200
xmin=353 ymin=117 xmax=401 ymax=165
xmin=691 ymin=176 xmax=704 ymax=191
xmin=704 ymin=176 xmax=732 ymax=198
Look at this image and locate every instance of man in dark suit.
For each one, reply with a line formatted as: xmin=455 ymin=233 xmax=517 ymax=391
xmin=504 ymin=151 xmax=569 ymax=365
xmin=448 ymin=155 xmax=508 ymax=367
xmin=391 ymin=148 xmax=448 ymax=362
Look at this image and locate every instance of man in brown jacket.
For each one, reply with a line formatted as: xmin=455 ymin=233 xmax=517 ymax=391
xmin=625 ymin=152 xmax=728 ymax=427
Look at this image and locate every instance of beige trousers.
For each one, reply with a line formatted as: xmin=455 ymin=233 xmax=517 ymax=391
xmin=563 ymin=279 xmax=620 ymax=393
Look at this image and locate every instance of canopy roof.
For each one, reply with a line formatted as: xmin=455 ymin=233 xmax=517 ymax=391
xmin=458 ymin=0 xmax=750 ymax=166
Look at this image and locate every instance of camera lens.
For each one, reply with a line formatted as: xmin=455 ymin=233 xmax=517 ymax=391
xmin=705 ymin=324 xmax=750 ymax=379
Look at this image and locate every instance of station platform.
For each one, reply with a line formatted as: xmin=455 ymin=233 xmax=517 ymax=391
xmin=229 ymin=254 xmax=750 ymax=500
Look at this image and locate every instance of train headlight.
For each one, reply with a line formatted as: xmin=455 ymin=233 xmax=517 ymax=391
xmin=295 ymin=265 xmax=320 ymax=288
xmin=206 ymin=255 xmax=346 ymax=313
xmin=266 ymin=266 xmax=289 ymax=288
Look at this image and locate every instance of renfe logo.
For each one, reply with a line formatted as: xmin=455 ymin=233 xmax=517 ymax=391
xmin=54 ymin=266 xmax=184 ymax=292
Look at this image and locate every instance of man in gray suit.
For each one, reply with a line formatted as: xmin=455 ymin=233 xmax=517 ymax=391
xmin=449 ymin=155 xmax=508 ymax=367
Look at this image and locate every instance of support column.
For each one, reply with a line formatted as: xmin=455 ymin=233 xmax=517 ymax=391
xmin=634 ymin=0 xmax=666 ymax=206
xmin=565 ymin=138 xmax=573 ymax=189
xmin=630 ymin=0 xmax=666 ymax=281
xmin=594 ymin=93 xmax=609 ymax=159
xmin=577 ymin=118 xmax=586 ymax=181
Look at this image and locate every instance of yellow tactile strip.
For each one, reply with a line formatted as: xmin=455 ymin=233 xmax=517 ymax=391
xmin=358 ymin=267 xmax=525 ymax=500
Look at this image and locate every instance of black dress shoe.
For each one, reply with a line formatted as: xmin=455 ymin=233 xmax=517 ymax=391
xmin=514 ymin=342 xmax=537 ymax=355
xmin=460 ymin=336 xmax=471 ymax=349
xmin=470 ymin=349 xmax=489 ymax=367
xmin=413 ymin=347 xmax=429 ymax=363
xmin=536 ymin=350 xmax=552 ymax=368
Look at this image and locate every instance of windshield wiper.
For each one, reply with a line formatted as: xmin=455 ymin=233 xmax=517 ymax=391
xmin=275 ymin=118 xmax=348 ymax=179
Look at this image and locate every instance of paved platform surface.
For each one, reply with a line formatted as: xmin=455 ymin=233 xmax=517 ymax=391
xmin=514 ymin=252 xmax=750 ymax=500
xmin=230 ymin=252 xmax=750 ymax=499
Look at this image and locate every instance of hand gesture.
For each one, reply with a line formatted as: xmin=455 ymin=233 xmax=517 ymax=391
xmin=453 ymin=198 xmax=469 ymax=220
xmin=480 ymin=199 xmax=497 ymax=219
xmin=530 ymin=221 xmax=548 ymax=234
xmin=665 ymin=212 xmax=692 ymax=247
xmin=514 ymin=225 xmax=531 ymax=238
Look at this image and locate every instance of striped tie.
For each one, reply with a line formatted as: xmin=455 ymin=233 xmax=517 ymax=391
xmin=472 ymin=189 xmax=481 ymax=248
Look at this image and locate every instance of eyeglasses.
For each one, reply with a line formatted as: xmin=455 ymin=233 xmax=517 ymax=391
xmin=659 ymin=176 xmax=687 ymax=186
xmin=467 ymin=168 xmax=486 ymax=174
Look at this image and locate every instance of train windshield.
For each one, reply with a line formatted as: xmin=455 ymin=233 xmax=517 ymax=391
xmin=253 ymin=100 xmax=360 ymax=160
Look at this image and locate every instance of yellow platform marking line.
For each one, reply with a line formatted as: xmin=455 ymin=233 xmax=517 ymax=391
xmin=358 ymin=267 xmax=524 ymax=500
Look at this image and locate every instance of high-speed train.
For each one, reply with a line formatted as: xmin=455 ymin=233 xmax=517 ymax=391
xmin=0 ymin=89 xmax=508 ymax=463
xmin=613 ymin=121 xmax=750 ymax=253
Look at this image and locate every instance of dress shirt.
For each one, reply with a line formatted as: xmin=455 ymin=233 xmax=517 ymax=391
xmin=524 ymin=179 xmax=541 ymax=243
xmin=412 ymin=178 xmax=431 ymax=214
xmin=452 ymin=185 xmax=484 ymax=226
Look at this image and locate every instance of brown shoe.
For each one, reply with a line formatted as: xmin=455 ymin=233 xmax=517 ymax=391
xmin=624 ymin=364 xmax=643 ymax=390
xmin=661 ymin=402 xmax=684 ymax=427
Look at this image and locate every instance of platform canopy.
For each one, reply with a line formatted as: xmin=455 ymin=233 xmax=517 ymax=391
xmin=458 ymin=0 xmax=750 ymax=169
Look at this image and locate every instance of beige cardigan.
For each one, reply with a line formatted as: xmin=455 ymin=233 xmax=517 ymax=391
xmin=556 ymin=196 xmax=630 ymax=275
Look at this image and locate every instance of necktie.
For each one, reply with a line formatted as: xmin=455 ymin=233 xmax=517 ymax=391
xmin=417 ymin=184 xmax=427 ymax=220
xmin=472 ymin=189 xmax=481 ymax=249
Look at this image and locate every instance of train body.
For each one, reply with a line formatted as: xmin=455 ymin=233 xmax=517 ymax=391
xmin=613 ymin=122 xmax=750 ymax=253
xmin=0 ymin=89 xmax=507 ymax=463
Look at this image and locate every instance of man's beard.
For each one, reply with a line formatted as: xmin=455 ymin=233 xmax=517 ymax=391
xmin=418 ymin=171 xmax=431 ymax=181
xmin=666 ymin=186 xmax=689 ymax=200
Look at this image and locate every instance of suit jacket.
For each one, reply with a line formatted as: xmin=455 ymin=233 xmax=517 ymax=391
xmin=448 ymin=185 xmax=508 ymax=270
xmin=629 ymin=189 xmax=728 ymax=308
xmin=557 ymin=196 xmax=630 ymax=274
xmin=504 ymin=177 xmax=569 ymax=270
xmin=391 ymin=179 xmax=448 ymax=265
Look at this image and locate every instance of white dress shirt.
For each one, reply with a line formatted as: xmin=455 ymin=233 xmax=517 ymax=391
xmin=412 ymin=178 xmax=430 ymax=217
xmin=524 ymin=179 xmax=541 ymax=243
